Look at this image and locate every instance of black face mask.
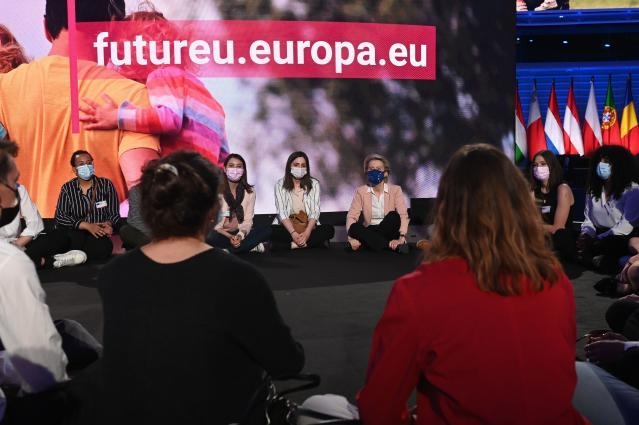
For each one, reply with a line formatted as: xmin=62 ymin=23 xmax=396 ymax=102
xmin=0 ymin=184 xmax=20 ymax=228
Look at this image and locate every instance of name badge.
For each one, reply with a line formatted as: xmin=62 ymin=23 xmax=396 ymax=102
xmin=541 ymin=206 xmax=551 ymax=214
xmin=96 ymin=200 xmax=108 ymax=209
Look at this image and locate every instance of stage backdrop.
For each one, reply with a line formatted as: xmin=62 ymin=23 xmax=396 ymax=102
xmin=3 ymin=0 xmax=515 ymax=213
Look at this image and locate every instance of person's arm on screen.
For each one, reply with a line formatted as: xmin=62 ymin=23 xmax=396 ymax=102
xmin=81 ymin=68 xmax=186 ymax=135
xmin=119 ymin=148 xmax=160 ymax=190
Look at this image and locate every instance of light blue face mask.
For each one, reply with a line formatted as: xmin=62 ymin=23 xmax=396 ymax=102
xmin=76 ymin=164 xmax=94 ymax=181
xmin=596 ymin=162 xmax=611 ymax=181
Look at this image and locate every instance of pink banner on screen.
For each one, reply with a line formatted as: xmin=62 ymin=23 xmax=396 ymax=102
xmin=77 ymin=20 xmax=436 ymax=80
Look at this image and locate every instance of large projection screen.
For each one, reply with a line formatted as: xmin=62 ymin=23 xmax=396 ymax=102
xmin=2 ymin=0 xmax=515 ymax=214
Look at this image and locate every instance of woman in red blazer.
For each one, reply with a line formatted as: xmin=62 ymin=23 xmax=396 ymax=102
xmin=345 ymin=153 xmax=410 ymax=253
xmin=358 ymin=144 xmax=589 ymax=425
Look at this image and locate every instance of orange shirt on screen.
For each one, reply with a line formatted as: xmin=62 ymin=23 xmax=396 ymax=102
xmin=0 ymin=55 xmax=159 ymax=217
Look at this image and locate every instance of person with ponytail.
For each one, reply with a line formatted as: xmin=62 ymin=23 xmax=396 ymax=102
xmin=206 ymin=153 xmax=271 ymax=253
xmin=97 ymin=151 xmax=304 ymax=425
xmin=345 ymin=153 xmax=410 ymax=253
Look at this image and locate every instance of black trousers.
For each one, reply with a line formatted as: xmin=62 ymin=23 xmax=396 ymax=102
xmin=25 ymin=228 xmax=112 ymax=266
xmin=551 ymin=228 xmax=577 ymax=261
xmin=119 ymin=224 xmax=151 ymax=250
xmin=270 ymin=224 xmax=334 ymax=250
xmin=348 ymin=211 xmax=400 ymax=252
xmin=602 ymin=300 xmax=639 ymax=390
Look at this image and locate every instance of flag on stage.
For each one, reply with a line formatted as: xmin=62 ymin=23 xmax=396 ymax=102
xmin=545 ymin=80 xmax=564 ymax=154
xmin=527 ymin=81 xmax=546 ymax=159
xmin=621 ymin=75 xmax=639 ymax=155
xmin=515 ymin=82 xmax=527 ymax=162
xmin=601 ymin=75 xmax=622 ymax=146
xmin=563 ymin=79 xmax=584 ymax=156
xmin=583 ymin=78 xmax=603 ymax=156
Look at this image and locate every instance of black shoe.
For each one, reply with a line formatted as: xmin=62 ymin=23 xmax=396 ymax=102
xmin=593 ymin=277 xmax=619 ymax=297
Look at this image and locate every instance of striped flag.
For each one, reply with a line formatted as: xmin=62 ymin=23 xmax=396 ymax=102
xmin=602 ymin=75 xmax=622 ymax=146
xmin=582 ymin=78 xmax=603 ymax=156
xmin=545 ymin=80 xmax=564 ymax=154
xmin=527 ymin=81 xmax=546 ymax=160
xmin=515 ymin=82 xmax=527 ymax=162
xmin=563 ymin=78 xmax=584 ymax=155
xmin=621 ymin=75 xmax=639 ymax=155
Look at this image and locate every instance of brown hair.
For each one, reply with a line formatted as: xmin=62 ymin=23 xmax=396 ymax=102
xmin=427 ymin=144 xmax=560 ymax=295
xmin=0 ymin=25 xmax=28 ymax=73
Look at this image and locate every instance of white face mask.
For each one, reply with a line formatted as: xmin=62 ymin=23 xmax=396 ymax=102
xmin=226 ymin=167 xmax=244 ymax=182
xmin=533 ymin=165 xmax=550 ymax=181
xmin=290 ymin=167 xmax=307 ymax=179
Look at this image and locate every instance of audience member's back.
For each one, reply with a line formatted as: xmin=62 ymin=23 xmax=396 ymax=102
xmin=358 ymin=144 xmax=588 ymax=425
xmin=96 ymin=151 xmax=304 ymax=425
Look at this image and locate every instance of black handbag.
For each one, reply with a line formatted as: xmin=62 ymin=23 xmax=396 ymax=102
xmin=239 ymin=374 xmax=360 ymax=425
xmin=239 ymin=373 xmax=320 ymax=425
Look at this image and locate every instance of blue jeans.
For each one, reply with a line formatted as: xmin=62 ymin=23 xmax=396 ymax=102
xmin=206 ymin=226 xmax=272 ymax=253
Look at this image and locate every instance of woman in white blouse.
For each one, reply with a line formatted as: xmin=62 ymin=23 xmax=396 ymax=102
xmin=577 ymin=145 xmax=639 ymax=273
xmin=272 ymin=151 xmax=334 ymax=250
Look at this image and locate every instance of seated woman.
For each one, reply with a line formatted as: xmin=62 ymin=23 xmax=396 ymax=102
xmin=271 ymin=151 xmax=334 ymax=250
xmin=577 ymin=145 xmax=639 ymax=273
xmin=530 ymin=150 xmax=575 ymax=260
xmin=358 ymin=144 xmax=588 ymax=425
xmin=97 ymin=151 xmax=304 ymax=425
xmin=26 ymin=150 xmax=120 ymax=268
xmin=206 ymin=153 xmax=271 ymax=253
xmin=346 ymin=153 xmax=409 ymax=253
xmin=0 ymin=140 xmax=45 ymax=253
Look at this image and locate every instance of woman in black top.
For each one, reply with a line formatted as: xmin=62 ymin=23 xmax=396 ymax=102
xmin=97 ymin=151 xmax=304 ymax=425
xmin=530 ymin=150 xmax=575 ymax=260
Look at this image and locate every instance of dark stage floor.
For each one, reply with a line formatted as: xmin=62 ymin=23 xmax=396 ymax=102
xmin=40 ymin=242 xmax=614 ymax=402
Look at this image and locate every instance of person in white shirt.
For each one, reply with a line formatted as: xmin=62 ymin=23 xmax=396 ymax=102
xmin=0 ymin=151 xmax=68 ymax=421
xmin=577 ymin=145 xmax=639 ymax=274
xmin=272 ymin=151 xmax=334 ymax=250
xmin=0 ymin=141 xmax=45 ymax=250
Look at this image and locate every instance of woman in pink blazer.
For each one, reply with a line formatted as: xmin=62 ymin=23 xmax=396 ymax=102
xmin=346 ymin=154 xmax=410 ymax=253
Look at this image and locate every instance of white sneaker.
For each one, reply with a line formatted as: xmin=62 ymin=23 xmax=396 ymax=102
xmin=516 ymin=0 xmax=528 ymax=11
xmin=535 ymin=0 xmax=558 ymax=10
xmin=53 ymin=250 xmax=87 ymax=268
xmin=250 ymin=243 xmax=265 ymax=253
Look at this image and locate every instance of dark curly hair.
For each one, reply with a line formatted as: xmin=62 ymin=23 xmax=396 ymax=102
xmin=586 ymin=145 xmax=638 ymax=200
xmin=140 ymin=151 xmax=221 ymax=240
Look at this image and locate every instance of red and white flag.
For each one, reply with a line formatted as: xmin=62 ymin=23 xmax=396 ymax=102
xmin=527 ymin=80 xmax=546 ymax=159
xmin=583 ymin=78 xmax=603 ymax=156
xmin=562 ymin=79 xmax=584 ymax=155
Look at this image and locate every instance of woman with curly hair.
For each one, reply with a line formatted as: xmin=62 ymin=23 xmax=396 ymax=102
xmin=577 ymin=145 xmax=639 ymax=273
